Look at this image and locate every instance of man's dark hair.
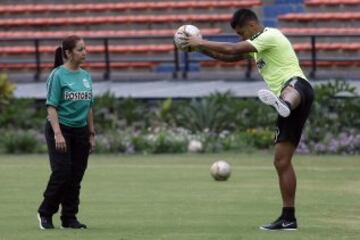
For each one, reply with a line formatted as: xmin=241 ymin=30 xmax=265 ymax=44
xmin=230 ymin=9 xmax=259 ymax=29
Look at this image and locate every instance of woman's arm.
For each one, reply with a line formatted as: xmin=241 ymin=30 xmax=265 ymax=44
xmin=47 ymin=106 xmax=67 ymax=152
xmin=88 ymin=107 xmax=96 ymax=153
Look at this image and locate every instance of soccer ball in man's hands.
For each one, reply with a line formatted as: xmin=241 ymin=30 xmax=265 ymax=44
xmin=174 ymin=25 xmax=202 ymax=52
xmin=210 ymin=160 xmax=231 ymax=181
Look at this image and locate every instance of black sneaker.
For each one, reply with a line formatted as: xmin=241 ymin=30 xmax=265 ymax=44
xmin=260 ymin=218 xmax=297 ymax=231
xmin=61 ymin=218 xmax=87 ymax=229
xmin=37 ymin=213 xmax=54 ymax=230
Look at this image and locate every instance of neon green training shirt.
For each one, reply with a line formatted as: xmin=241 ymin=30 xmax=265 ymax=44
xmin=46 ymin=65 xmax=94 ymax=128
xmin=247 ymin=27 xmax=307 ymax=96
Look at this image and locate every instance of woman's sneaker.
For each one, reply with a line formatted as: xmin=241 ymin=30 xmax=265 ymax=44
xmin=37 ymin=213 xmax=54 ymax=230
xmin=257 ymin=89 xmax=291 ymax=117
xmin=61 ymin=218 xmax=87 ymax=229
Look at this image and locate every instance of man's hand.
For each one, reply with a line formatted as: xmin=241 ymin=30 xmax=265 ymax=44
xmin=181 ymin=34 xmax=203 ymax=51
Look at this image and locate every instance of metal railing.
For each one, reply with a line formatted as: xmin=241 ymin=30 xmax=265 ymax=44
xmin=180 ymin=34 xmax=360 ymax=79
xmin=1 ymin=34 xmax=359 ymax=81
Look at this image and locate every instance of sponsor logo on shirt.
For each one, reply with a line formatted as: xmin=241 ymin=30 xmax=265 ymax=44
xmin=64 ymin=91 xmax=92 ymax=100
xmin=82 ymin=78 xmax=91 ymax=89
xmin=256 ymin=59 xmax=266 ymax=69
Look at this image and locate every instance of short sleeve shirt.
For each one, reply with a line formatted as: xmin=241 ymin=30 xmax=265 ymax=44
xmin=247 ymin=28 xmax=307 ymax=96
xmin=46 ymin=65 xmax=94 ymax=127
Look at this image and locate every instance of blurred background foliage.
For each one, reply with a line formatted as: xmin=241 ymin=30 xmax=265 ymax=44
xmin=0 ymin=79 xmax=359 ymax=154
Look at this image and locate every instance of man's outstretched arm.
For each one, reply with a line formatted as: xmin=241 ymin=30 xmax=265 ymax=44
xmin=200 ymin=48 xmax=251 ymax=62
xmin=183 ymin=36 xmax=257 ymax=55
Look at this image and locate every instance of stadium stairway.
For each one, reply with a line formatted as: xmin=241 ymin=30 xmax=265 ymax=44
xmin=262 ymin=0 xmax=305 ymax=27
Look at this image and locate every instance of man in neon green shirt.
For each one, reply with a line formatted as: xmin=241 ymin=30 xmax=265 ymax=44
xmin=183 ymin=9 xmax=314 ymax=231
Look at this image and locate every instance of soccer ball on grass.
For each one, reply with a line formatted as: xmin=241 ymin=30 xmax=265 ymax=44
xmin=210 ymin=160 xmax=231 ymax=181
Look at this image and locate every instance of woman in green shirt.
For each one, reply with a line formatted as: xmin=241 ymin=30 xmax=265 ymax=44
xmin=37 ymin=35 xmax=95 ymax=230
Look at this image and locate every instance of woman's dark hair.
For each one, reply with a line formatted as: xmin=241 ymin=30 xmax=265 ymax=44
xmin=230 ymin=9 xmax=259 ymax=29
xmin=53 ymin=35 xmax=82 ymax=68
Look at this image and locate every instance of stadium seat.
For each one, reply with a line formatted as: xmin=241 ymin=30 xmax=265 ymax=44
xmin=0 ymin=28 xmax=223 ymax=39
xmin=276 ymin=0 xmax=304 ymax=3
xmin=0 ymin=1 xmax=261 ymax=14
xmin=0 ymin=62 xmax=156 ymax=70
xmin=0 ymin=63 xmax=54 ymax=70
xmin=281 ymin=27 xmax=360 ymax=35
xmin=0 ymin=44 xmax=175 ymax=55
xmin=300 ymin=60 xmax=360 ymax=67
xmin=87 ymin=62 xmax=156 ymax=70
xmin=201 ymin=60 xmax=360 ymax=68
xmin=0 ymin=14 xmax=232 ymax=27
xmin=3 ymin=59 xmax=358 ymax=72
xmin=200 ymin=61 xmax=251 ymax=68
xmin=305 ymin=0 xmax=360 ymax=6
xmin=279 ymin=12 xmax=360 ymax=21
xmin=293 ymin=43 xmax=360 ymax=51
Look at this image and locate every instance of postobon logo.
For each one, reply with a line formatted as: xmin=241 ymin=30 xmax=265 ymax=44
xmin=256 ymin=58 xmax=266 ymax=69
xmin=64 ymin=91 xmax=92 ymax=100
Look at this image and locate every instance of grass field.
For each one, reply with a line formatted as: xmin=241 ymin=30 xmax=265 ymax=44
xmin=0 ymin=152 xmax=359 ymax=240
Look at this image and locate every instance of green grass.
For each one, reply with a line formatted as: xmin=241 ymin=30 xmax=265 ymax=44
xmin=0 ymin=152 xmax=359 ymax=240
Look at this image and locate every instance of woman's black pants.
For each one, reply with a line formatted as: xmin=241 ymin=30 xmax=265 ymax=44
xmin=38 ymin=121 xmax=90 ymax=219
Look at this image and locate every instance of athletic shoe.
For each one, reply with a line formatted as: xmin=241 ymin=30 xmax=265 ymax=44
xmin=61 ymin=218 xmax=87 ymax=229
xmin=259 ymin=218 xmax=297 ymax=231
xmin=37 ymin=213 xmax=54 ymax=230
xmin=257 ymin=89 xmax=291 ymax=117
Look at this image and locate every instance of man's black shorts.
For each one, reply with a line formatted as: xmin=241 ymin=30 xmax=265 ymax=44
xmin=275 ymin=77 xmax=314 ymax=147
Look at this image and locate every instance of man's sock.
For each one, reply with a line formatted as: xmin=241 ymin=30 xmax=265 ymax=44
xmin=281 ymin=207 xmax=296 ymax=221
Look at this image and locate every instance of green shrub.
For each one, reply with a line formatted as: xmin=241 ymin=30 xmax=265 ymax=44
xmin=0 ymin=98 xmax=46 ymax=130
xmin=240 ymin=128 xmax=274 ymax=149
xmin=0 ymin=130 xmax=46 ymax=153
xmin=175 ymin=92 xmax=234 ymax=133
xmin=133 ymin=128 xmax=188 ymax=154
xmin=0 ymin=73 xmax=16 ymax=111
xmin=0 ymin=80 xmax=359 ymax=155
xmin=94 ymin=91 xmax=123 ymax=133
xmin=230 ymin=98 xmax=276 ymax=131
xmin=307 ymin=80 xmax=360 ymax=143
